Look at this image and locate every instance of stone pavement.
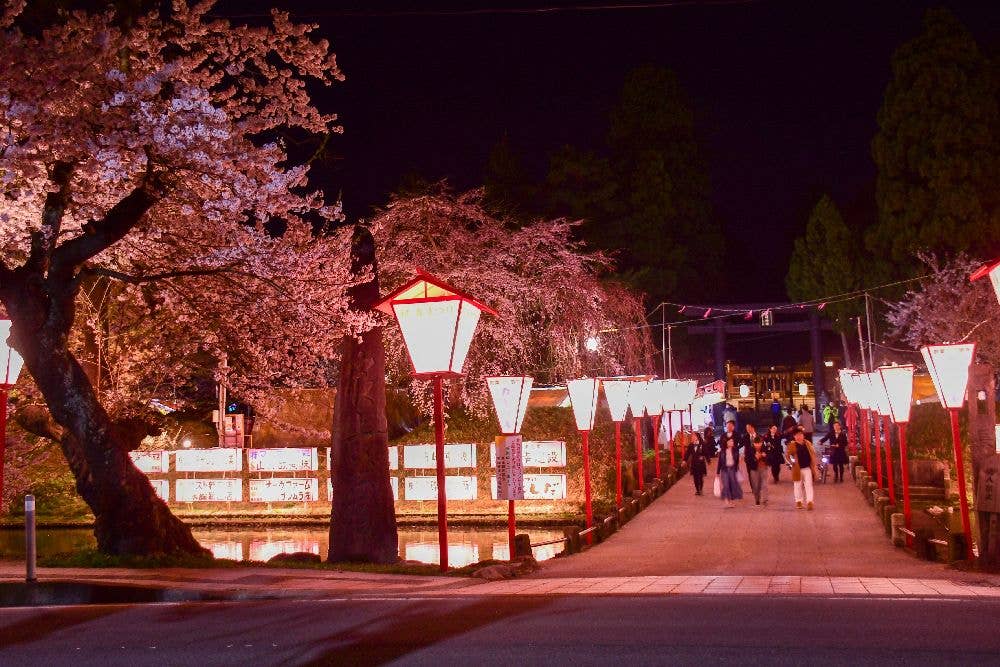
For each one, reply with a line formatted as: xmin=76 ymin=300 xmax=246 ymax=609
xmin=530 ymin=463 xmax=999 ymax=581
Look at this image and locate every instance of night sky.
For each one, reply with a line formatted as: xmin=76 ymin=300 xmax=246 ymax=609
xmin=223 ymin=0 xmax=1000 ymax=302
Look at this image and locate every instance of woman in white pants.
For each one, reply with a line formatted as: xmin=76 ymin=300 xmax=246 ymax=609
xmin=786 ymin=428 xmax=818 ymax=510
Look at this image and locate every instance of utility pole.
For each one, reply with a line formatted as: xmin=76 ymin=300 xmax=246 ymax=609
xmin=667 ymin=324 xmax=674 ymax=378
xmin=660 ymin=303 xmax=667 ymax=379
xmin=856 ymin=316 xmax=867 ymax=372
xmin=864 ymin=292 xmax=876 ymax=369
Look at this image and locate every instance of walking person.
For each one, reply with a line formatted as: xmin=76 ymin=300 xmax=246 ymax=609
xmin=716 ymin=421 xmax=744 ymax=508
xmin=787 ymin=427 xmax=819 ymax=510
xmin=798 ymin=404 xmax=815 ymax=442
xmin=764 ymin=424 xmax=784 ymax=483
xmin=703 ymin=426 xmax=718 ymax=460
xmin=819 ymin=419 xmax=849 ymax=482
xmin=684 ymin=431 xmax=709 ymax=495
xmin=744 ymin=427 xmax=769 ymax=506
xmin=770 ymin=398 xmax=782 ymax=427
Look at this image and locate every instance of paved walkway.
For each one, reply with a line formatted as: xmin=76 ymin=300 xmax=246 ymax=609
xmin=532 ymin=464 xmax=996 ymax=581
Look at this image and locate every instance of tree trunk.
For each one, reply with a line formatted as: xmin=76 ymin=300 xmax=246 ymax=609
xmin=328 ymin=225 xmax=398 ymax=563
xmin=3 ymin=278 xmax=207 ymax=557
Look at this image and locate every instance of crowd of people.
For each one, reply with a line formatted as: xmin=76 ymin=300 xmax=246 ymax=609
xmin=681 ymin=404 xmax=850 ymax=512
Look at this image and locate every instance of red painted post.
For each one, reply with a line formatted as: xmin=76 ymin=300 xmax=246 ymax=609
xmin=634 ymin=416 xmax=644 ymax=490
xmin=0 ymin=389 xmax=7 ymax=506
xmin=898 ymin=422 xmax=912 ymax=547
xmin=433 ymin=376 xmax=449 ymax=571
xmin=861 ymin=408 xmax=871 ymax=472
xmin=614 ymin=421 xmax=623 ymax=506
xmin=652 ymin=414 xmax=661 ymax=478
xmin=883 ymin=414 xmax=896 ymax=505
xmin=874 ymin=412 xmax=883 ymax=489
xmin=582 ymin=429 xmax=593 ymax=544
xmin=949 ymin=409 xmax=975 ymax=560
xmin=508 ymin=499 xmax=516 ymax=559
xmin=668 ymin=412 xmax=675 ymax=468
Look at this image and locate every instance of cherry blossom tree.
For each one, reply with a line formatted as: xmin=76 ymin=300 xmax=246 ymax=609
xmin=371 ymin=186 xmax=655 ymax=417
xmin=0 ymin=1 xmax=356 ymax=554
xmin=885 ymin=253 xmax=1000 ymax=369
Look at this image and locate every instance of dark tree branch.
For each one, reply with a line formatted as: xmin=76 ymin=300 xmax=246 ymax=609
xmin=26 ymin=160 xmax=74 ymax=273
xmin=49 ymin=169 xmax=166 ymax=282
xmin=82 ymin=264 xmax=239 ymax=285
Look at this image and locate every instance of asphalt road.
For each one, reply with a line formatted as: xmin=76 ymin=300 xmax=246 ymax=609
xmin=2 ymin=594 xmax=999 ymax=666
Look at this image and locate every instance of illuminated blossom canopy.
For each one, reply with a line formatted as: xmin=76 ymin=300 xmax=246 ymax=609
xmin=372 ymin=187 xmax=655 ymax=417
xmin=0 ymin=1 xmax=359 ymax=428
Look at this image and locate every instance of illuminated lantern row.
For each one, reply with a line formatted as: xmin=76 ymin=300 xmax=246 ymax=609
xmin=876 ymin=365 xmax=914 ymax=424
xmin=602 ymin=380 xmax=632 ymax=423
xmin=920 ymin=343 xmax=976 ymax=410
xmin=567 ymin=377 xmax=600 ymax=534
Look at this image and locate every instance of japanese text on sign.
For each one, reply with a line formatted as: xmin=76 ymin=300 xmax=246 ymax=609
xmin=248 ymin=448 xmax=318 ymax=472
xmin=249 ymin=478 xmax=319 ymax=502
xmin=129 ymin=450 xmax=168 ymax=474
xmin=491 ymin=474 xmax=567 ymax=500
xmin=490 ymin=440 xmax=566 ymax=468
xmin=403 ymin=444 xmax=476 ymax=469
xmin=175 ymin=478 xmax=243 ymax=502
xmin=175 ymin=448 xmax=242 ymax=472
xmin=494 ymin=435 xmax=524 ymax=500
xmin=404 ymin=475 xmax=478 ymax=501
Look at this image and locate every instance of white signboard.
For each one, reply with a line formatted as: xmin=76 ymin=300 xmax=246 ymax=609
xmin=175 ymin=448 xmax=242 ymax=472
xmin=494 ymin=435 xmax=524 ymax=501
xmin=404 ymin=475 xmax=478 ymax=501
xmin=150 ymin=479 xmax=170 ymax=501
xmin=330 ymin=477 xmax=398 ymax=501
xmin=175 ymin=478 xmax=243 ymax=502
xmin=248 ymin=448 xmax=318 ymax=472
xmin=403 ymin=443 xmax=476 ymax=469
xmin=490 ymin=440 xmax=566 ymax=468
xmin=491 ymin=474 xmax=567 ymax=500
xmin=249 ymin=478 xmax=319 ymax=502
xmin=130 ymin=451 xmax=168 ymax=474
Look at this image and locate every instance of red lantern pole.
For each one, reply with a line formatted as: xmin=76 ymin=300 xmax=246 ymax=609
xmin=898 ymin=421 xmax=912 ymax=546
xmin=433 ymin=376 xmax=449 ymax=572
xmin=652 ymin=413 xmax=661 ymax=478
xmin=634 ymin=416 xmax=644 ymax=490
xmin=667 ymin=412 xmax=675 ymax=468
xmin=883 ymin=414 xmax=896 ymax=505
xmin=873 ymin=412 xmax=883 ymax=489
xmin=949 ymin=408 xmax=975 ymax=560
xmin=614 ymin=421 xmax=623 ymax=506
xmin=507 ymin=498 xmax=516 ymax=557
xmin=582 ymin=429 xmax=593 ymax=543
xmin=861 ymin=408 xmax=871 ymax=472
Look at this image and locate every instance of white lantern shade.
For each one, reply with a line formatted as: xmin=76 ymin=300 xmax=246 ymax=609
xmin=738 ymin=384 xmax=750 ymax=399
xmin=627 ymin=380 xmax=648 ymax=418
xmin=642 ymin=379 xmax=663 ymax=417
xmin=798 ymin=381 xmax=808 ymax=397
xmin=971 ymin=258 xmax=1000 ymax=307
xmin=877 ymin=365 xmax=914 ymax=424
xmin=865 ymin=372 xmax=891 ymax=416
xmin=375 ymin=271 xmax=497 ymax=377
xmin=487 ymin=376 xmax=533 ymax=435
xmin=0 ymin=320 xmax=23 ymax=387
xmin=602 ymin=379 xmax=632 ymax=423
xmin=568 ymin=378 xmax=600 ymax=432
xmin=658 ymin=378 xmax=678 ymax=411
xmin=920 ymin=343 xmax=976 ymax=410
xmin=678 ymin=379 xmax=698 ymax=406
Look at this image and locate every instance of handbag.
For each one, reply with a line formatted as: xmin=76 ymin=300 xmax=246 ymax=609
xmin=713 ymin=476 xmax=722 ymax=498
xmin=737 ymin=469 xmax=746 ymax=484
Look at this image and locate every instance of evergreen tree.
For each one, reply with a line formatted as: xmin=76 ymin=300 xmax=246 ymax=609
xmin=483 ymin=134 xmax=536 ymax=221
xmin=786 ymin=195 xmax=861 ymax=333
xmin=870 ymin=8 xmax=1000 ymax=269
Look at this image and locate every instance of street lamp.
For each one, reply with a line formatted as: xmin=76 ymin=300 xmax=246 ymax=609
xmin=568 ymin=377 xmax=599 ymax=536
xmin=877 ymin=364 xmax=915 ymax=540
xmin=602 ymin=379 xmax=632 ymax=506
xmin=0 ymin=320 xmax=24 ymax=508
xmin=375 ymin=270 xmax=497 ymax=571
xmin=868 ymin=371 xmax=897 ymax=505
xmin=643 ymin=380 xmax=664 ymax=479
xmin=486 ymin=375 xmax=532 ymax=560
xmin=921 ymin=342 xmax=977 ymax=560
xmin=859 ymin=372 xmax=884 ymax=491
xmin=627 ymin=380 xmax=648 ymax=490
xmin=798 ymin=381 xmax=809 ymax=397
xmin=739 ymin=383 xmax=750 ymax=398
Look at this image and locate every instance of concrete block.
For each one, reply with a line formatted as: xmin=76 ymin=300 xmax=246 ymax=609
xmin=890 ymin=514 xmax=906 ymax=547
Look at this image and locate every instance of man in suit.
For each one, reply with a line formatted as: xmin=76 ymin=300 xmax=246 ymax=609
xmin=684 ymin=431 xmax=709 ymax=495
xmin=744 ymin=423 xmax=768 ymax=506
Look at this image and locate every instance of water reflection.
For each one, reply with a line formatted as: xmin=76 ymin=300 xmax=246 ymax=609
xmin=0 ymin=525 xmax=565 ymax=568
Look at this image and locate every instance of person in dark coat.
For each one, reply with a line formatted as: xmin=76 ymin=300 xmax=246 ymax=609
xmin=702 ymin=426 xmax=718 ymax=460
xmin=684 ymin=431 xmax=709 ymax=495
xmin=819 ymin=419 xmax=850 ymax=482
xmin=717 ymin=420 xmax=744 ymax=508
xmin=763 ymin=424 xmax=784 ymax=483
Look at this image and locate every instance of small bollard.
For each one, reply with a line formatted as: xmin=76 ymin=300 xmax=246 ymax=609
xmin=890 ymin=513 xmax=906 ymax=547
xmin=513 ymin=533 xmax=533 ymax=559
xmin=25 ymin=494 xmax=37 ymax=583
